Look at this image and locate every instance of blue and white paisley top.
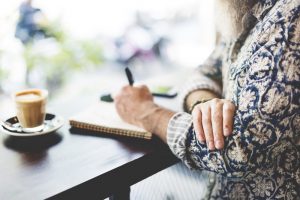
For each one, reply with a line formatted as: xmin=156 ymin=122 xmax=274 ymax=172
xmin=167 ymin=0 xmax=300 ymax=199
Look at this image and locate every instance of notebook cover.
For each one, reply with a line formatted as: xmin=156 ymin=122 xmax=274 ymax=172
xmin=69 ymin=102 xmax=152 ymax=140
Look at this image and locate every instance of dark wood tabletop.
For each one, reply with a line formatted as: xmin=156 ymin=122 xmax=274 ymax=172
xmin=0 ymin=94 xmax=179 ymax=200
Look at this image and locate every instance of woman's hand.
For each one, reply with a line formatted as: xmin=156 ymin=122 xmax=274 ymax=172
xmin=191 ymin=98 xmax=236 ymax=150
xmin=115 ymin=84 xmax=175 ymax=142
xmin=114 ymin=85 xmax=156 ymax=128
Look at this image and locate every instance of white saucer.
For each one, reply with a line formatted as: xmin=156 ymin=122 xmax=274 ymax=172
xmin=0 ymin=113 xmax=64 ymax=137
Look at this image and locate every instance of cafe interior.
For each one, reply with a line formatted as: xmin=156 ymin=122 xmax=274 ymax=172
xmin=1 ymin=0 xmax=299 ymax=199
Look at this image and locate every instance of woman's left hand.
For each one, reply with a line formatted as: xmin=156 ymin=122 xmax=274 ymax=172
xmin=191 ymin=98 xmax=236 ymax=150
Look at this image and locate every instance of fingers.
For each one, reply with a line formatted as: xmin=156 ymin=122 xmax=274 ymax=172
xmin=211 ymin=99 xmax=224 ymax=149
xmin=191 ymin=98 xmax=236 ymax=150
xmin=192 ymin=106 xmax=205 ymax=143
xmin=223 ymin=101 xmax=236 ymax=136
xmin=201 ymin=104 xmax=215 ymax=150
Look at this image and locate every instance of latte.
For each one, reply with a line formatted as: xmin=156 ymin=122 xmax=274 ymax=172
xmin=14 ymin=89 xmax=48 ymax=132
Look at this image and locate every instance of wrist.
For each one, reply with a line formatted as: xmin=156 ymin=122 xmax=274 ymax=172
xmin=135 ymin=101 xmax=159 ymax=131
xmin=185 ymin=89 xmax=219 ymax=111
xmin=137 ymin=102 xmax=175 ymax=136
xmin=189 ymin=98 xmax=212 ymax=113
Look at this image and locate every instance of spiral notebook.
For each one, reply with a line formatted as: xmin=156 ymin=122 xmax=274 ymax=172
xmin=69 ymin=101 xmax=152 ymax=140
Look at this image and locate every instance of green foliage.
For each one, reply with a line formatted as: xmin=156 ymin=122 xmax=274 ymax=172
xmin=0 ymin=68 xmax=7 ymax=80
xmin=0 ymin=68 xmax=4 ymax=81
xmin=0 ymin=50 xmax=7 ymax=81
xmin=23 ymin=21 xmax=104 ymax=85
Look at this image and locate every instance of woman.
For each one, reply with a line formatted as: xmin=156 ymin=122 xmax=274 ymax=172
xmin=115 ymin=0 xmax=300 ymax=199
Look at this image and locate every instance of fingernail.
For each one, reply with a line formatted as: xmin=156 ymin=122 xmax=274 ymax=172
xmin=208 ymin=141 xmax=215 ymax=150
xmin=199 ymin=140 xmax=205 ymax=144
xmin=215 ymin=140 xmax=223 ymax=149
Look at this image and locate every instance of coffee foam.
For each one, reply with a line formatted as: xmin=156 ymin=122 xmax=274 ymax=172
xmin=15 ymin=89 xmax=47 ymax=103
xmin=16 ymin=93 xmax=41 ymax=102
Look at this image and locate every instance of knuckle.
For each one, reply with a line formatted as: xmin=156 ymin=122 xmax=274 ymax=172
xmin=191 ymin=105 xmax=201 ymax=115
xmin=216 ymin=101 xmax=223 ymax=107
xmin=199 ymin=103 xmax=208 ymax=110
xmin=230 ymin=103 xmax=236 ymax=110
xmin=224 ymin=102 xmax=235 ymax=112
xmin=193 ymin=104 xmax=201 ymax=112
xmin=195 ymin=104 xmax=202 ymax=109
xmin=211 ymin=98 xmax=220 ymax=104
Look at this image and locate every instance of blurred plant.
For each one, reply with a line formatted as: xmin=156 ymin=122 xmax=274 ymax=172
xmin=0 ymin=50 xmax=9 ymax=92
xmin=23 ymin=21 xmax=103 ymax=90
xmin=0 ymin=50 xmax=3 ymax=78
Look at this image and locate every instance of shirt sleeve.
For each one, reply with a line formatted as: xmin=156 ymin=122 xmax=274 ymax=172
xmin=179 ymin=40 xmax=226 ymax=111
xmin=167 ymin=9 xmax=300 ymax=178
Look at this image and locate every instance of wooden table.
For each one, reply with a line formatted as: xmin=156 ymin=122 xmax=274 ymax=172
xmin=0 ymin=95 xmax=179 ymax=200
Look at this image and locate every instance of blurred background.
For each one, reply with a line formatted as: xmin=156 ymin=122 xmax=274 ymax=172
xmin=0 ymin=0 xmax=216 ymax=113
xmin=0 ymin=1 xmax=216 ymax=197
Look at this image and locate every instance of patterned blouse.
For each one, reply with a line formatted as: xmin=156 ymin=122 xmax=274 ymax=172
xmin=167 ymin=0 xmax=300 ymax=199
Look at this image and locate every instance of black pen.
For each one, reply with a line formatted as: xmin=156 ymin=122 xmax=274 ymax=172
xmin=125 ymin=67 xmax=134 ymax=86
xmin=124 ymin=66 xmax=177 ymax=98
xmin=100 ymin=67 xmax=177 ymax=102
